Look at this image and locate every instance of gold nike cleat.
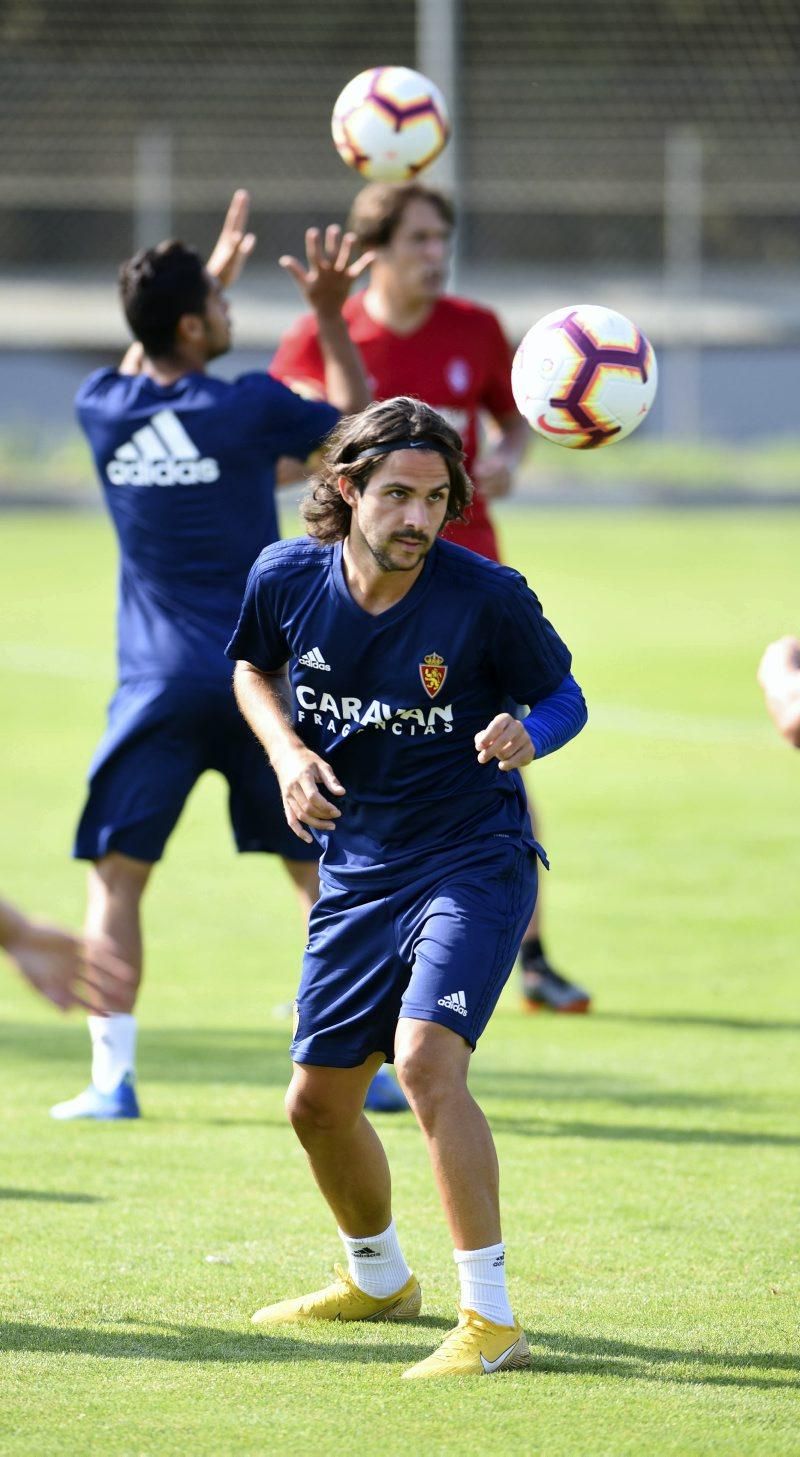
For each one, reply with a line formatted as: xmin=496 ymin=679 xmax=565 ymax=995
xmin=402 ymin=1307 xmax=531 ymax=1379
xmin=252 ymin=1265 xmax=421 ymax=1325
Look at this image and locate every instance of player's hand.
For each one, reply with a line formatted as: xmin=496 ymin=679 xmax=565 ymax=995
xmin=279 ymin=226 xmax=375 ymax=319
xmin=756 ymin=635 xmax=800 ymax=690
xmin=475 ymin=714 xmax=535 ymax=771
xmin=472 ymin=453 xmax=514 ymax=500
xmin=275 ymin=456 xmax=308 ymax=488
xmin=119 ymin=342 xmax=146 ymax=377
xmin=206 ymin=189 xmax=257 ymax=287
xmin=274 ymin=748 xmax=346 ymax=842
xmin=8 ymin=920 xmax=137 ymax=1014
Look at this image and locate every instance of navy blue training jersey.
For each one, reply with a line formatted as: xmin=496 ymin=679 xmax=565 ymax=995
xmin=227 ymin=537 xmax=574 ymax=883
xmin=76 ymin=368 xmax=339 ymax=683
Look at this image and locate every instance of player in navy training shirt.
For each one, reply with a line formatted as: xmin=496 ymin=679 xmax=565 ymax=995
xmin=50 ymin=192 xmax=372 ymax=1122
xmin=228 ymin=397 xmax=587 ymax=1379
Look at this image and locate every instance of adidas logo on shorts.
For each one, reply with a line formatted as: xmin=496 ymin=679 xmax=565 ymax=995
xmin=106 ymin=410 xmax=220 ymax=487
xmin=437 ymin=989 xmax=468 ymax=1016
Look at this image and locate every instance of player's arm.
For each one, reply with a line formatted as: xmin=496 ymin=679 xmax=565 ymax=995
xmin=476 ymin=674 xmax=588 ymax=771
xmin=274 ymin=457 xmax=308 ymax=488
xmin=117 ymin=189 xmax=256 ymax=376
xmin=0 ymin=896 xmax=136 ymax=1013
xmin=472 ymin=310 xmax=531 ymax=499
xmin=472 ymin=411 xmax=530 ymax=500
xmin=206 ymin=187 xmax=256 ymax=288
xmin=757 ymin=635 xmax=800 ymax=748
xmin=233 ymin=662 xmax=346 ymax=842
xmin=278 ymin=225 xmax=373 ymax=415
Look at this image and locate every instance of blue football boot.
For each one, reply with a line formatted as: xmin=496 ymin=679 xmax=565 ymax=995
xmin=50 ymin=1072 xmax=140 ymax=1121
xmin=364 ymin=1065 xmax=409 ymax=1113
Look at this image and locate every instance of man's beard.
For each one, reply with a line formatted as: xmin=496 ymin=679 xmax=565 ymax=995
xmin=367 ymin=531 xmax=432 ymax=574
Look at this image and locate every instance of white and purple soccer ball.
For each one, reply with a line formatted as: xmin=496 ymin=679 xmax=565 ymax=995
xmin=331 ymin=66 xmax=450 ymax=182
xmin=512 ymin=304 xmax=658 ymax=449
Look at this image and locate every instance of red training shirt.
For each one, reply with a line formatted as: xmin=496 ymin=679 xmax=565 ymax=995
xmin=270 ymin=293 xmax=519 ymax=562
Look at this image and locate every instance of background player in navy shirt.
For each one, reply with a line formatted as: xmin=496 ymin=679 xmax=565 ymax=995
xmin=228 ymin=397 xmax=587 ymax=1379
xmin=51 ymin=192 xmax=371 ymax=1121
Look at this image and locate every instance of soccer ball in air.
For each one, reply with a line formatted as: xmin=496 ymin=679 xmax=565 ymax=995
xmin=331 ymin=66 xmax=450 ymax=182
xmin=511 ymin=305 xmax=658 ymax=449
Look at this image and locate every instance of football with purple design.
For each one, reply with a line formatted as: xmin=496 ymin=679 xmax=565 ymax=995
xmin=511 ymin=305 xmax=658 ymax=449
xmin=331 ymin=66 xmax=450 ymax=182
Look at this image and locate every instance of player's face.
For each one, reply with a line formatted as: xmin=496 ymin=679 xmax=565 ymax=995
xmin=343 ymin=449 xmax=451 ymax=574
xmin=200 ymin=273 xmax=232 ymax=359
xmin=379 ymin=200 xmax=453 ymax=302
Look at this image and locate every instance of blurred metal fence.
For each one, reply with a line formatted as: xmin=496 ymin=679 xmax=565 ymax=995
xmin=1 ymin=0 xmax=799 ymax=271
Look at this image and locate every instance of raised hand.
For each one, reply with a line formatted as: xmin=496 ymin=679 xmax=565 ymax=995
xmin=206 ymin=188 xmax=257 ymax=288
xmin=279 ymin=225 xmax=375 ymax=319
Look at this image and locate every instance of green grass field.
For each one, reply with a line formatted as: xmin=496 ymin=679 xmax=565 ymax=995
xmin=1 ymin=507 xmax=798 ymax=1456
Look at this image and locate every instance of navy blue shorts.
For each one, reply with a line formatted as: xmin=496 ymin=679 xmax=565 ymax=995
xmin=74 ymin=678 xmax=319 ymax=865
xmin=291 ymin=838 xmax=538 ymax=1066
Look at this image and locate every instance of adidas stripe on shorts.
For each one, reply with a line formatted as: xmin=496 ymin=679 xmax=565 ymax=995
xmin=291 ymin=836 xmax=539 ymax=1067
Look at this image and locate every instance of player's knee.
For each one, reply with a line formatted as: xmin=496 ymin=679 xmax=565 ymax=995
xmin=285 ymin=1078 xmax=356 ymax=1138
xmin=395 ymin=1044 xmax=448 ymax=1114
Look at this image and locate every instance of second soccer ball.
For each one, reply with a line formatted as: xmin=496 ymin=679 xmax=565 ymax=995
xmin=511 ymin=305 xmax=658 ymax=449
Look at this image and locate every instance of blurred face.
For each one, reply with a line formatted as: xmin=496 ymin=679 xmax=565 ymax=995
xmin=376 ymin=199 xmax=453 ymax=304
xmin=199 ymin=272 xmax=232 ymax=358
xmin=340 ymin=449 xmax=451 ymax=573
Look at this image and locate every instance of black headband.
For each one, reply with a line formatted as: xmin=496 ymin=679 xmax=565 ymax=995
xmin=340 ymin=437 xmax=457 ymax=467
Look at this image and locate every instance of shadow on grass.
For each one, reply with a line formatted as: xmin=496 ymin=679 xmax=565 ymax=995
xmin=472 ymin=1068 xmax=753 ymax=1110
xmin=0 ymin=1024 xmax=291 ymax=1088
xmin=593 ymin=1011 xmax=800 ymax=1034
xmin=0 ymin=1188 xmax=102 ymax=1203
xmin=5 ymin=1024 xmax=788 ymax=1126
xmin=534 ymin=1330 xmax=800 ymax=1391
xmin=2 ymin=1320 xmax=795 ymax=1389
xmin=491 ymin=1117 xmax=800 ymax=1148
xmin=0 ymin=1318 xmax=447 ymax=1366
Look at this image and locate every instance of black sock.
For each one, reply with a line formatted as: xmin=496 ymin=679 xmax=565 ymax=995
xmin=520 ymin=936 xmax=545 ymax=969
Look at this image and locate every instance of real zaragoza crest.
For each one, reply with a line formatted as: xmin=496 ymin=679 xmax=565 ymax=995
xmin=419 ymin=652 xmax=447 ymax=699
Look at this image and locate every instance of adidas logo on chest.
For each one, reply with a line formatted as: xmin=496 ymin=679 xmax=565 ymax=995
xmin=297 ymin=647 xmax=331 ymax=671
xmin=107 ymin=409 xmax=220 ymax=487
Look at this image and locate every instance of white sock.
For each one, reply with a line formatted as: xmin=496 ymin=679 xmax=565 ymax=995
xmin=88 ymin=1014 xmax=137 ymax=1094
xmin=338 ymin=1219 xmax=412 ymax=1298
xmin=454 ymin=1243 xmax=514 ymax=1326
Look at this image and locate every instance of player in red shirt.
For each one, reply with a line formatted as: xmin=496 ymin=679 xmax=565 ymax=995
xmin=271 ymin=181 xmax=591 ymax=1016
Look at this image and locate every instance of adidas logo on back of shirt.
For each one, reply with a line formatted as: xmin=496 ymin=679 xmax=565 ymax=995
xmin=107 ymin=409 xmax=220 ymax=487
xmin=298 ymin=647 xmax=331 ymax=671
xmin=437 ymin=989 xmax=468 ymax=1017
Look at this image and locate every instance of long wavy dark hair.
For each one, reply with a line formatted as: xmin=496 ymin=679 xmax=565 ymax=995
xmin=301 ymin=396 xmax=472 ymax=544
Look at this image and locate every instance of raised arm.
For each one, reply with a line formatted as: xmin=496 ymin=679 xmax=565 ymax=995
xmin=233 ymin=662 xmax=346 ymax=842
xmin=279 ymin=226 xmax=373 ymax=415
xmin=206 ymin=187 xmax=257 ymax=288
xmin=119 ymin=188 xmax=257 ymax=375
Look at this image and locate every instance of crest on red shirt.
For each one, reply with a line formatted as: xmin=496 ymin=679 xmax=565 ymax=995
xmin=419 ymin=652 xmax=447 ymax=699
xmin=446 ymin=357 xmax=471 ymax=394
